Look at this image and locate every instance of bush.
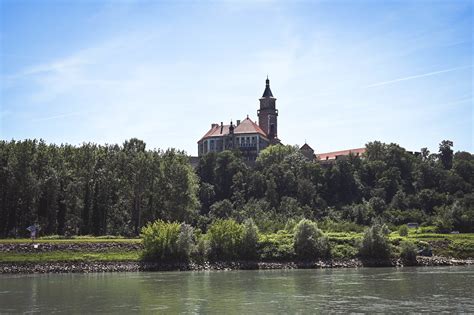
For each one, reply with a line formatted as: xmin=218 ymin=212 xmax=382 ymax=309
xmin=208 ymin=219 xmax=244 ymax=260
xmin=398 ymin=225 xmax=409 ymax=237
xmin=176 ymin=224 xmax=195 ymax=260
xmin=331 ymin=243 xmax=358 ymax=259
xmin=141 ymin=220 xmax=183 ymax=261
xmin=293 ymin=219 xmax=330 ymax=260
xmin=241 ymin=219 xmax=259 ymax=260
xmin=192 ymin=234 xmax=210 ymax=263
xmin=359 ymin=224 xmax=391 ymax=260
xmin=400 ymin=241 xmax=417 ymax=265
xmin=258 ymin=231 xmax=295 ymax=261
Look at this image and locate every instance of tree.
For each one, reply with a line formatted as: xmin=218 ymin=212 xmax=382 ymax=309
xmin=293 ymin=219 xmax=330 ymax=260
xmin=438 ymin=140 xmax=454 ymax=170
xmin=359 ymin=224 xmax=391 ymax=260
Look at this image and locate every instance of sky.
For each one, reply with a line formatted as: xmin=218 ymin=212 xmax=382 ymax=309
xmin=1 ymin=0 xmax=472 ymax=155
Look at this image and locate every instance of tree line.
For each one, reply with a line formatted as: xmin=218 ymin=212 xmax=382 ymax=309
xmin=1 ymin=138 xmax=473 ymax=237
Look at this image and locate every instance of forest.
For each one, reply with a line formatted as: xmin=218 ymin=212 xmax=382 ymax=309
xmin=1 ymin=138 xmax=473 ymax=238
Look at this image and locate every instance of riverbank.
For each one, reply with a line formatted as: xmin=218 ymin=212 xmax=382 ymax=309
xmin=1 ymin=232 xmax=472 ymax=274
xmin=1 ymin=257 xmax=472 ymax=274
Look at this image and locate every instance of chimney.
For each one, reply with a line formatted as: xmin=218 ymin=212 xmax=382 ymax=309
xmin=220 ymin=122 xmax=224 ymax=134
xmin=236 ymin=120 xmax=241 ymax=126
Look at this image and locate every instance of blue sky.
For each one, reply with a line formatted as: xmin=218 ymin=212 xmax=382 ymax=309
xmin=1 ymin=0 xmax=472 ymax=155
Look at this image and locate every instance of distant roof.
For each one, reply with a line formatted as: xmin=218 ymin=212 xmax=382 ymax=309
xmin=316 ymin=148 xmax=366 ymax=160
xmin=262 ymin=77 xmax=274 ymax=98
xmin=234 ymin=117 xmax=267 ymax=136
xmin=198 ymin=117 xmax=268 ymax=142
xmin=300 ymin=143 xmax=314 ymax=151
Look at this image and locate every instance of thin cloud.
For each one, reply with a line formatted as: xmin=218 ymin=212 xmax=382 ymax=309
xmin=365 ymin=65 xmax=472 ymax=88
xmin=32 ymin=111 xmax=90 ymax=122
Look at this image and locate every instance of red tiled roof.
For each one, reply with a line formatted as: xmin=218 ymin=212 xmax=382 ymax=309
xmin=198 ymin=117 xmax=268 ymax=142
xmin=316 ymin=148 xmax=366 ymax=160
xmin=234 ymin=118 xmax=267 ymax=137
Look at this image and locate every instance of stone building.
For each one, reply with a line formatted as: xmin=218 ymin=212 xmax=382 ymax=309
xmin=197 ymin=77 xmax=280 ymax=161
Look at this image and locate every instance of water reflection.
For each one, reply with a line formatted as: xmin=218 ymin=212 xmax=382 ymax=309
xmin=0 ymin=267 xmax=473 ymax=313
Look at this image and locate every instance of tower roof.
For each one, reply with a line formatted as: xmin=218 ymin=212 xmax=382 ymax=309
xmin=262 ymin=76 xmax=274 ymax=98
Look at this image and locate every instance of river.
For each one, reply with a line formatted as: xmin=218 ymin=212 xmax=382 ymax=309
xmin=1 ymin=266 xmax=473 ymax=313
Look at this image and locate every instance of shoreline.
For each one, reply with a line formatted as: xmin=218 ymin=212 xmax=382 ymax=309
xmin=1 ymin=257 xmax=472 ymax=274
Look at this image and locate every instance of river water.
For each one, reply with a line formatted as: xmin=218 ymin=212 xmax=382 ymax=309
xmin=1 ymin=266 xmax=473 ymax=313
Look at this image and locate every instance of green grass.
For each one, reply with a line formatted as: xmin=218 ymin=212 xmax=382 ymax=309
xmin=0 ymin=251 xmax=142 ymax=263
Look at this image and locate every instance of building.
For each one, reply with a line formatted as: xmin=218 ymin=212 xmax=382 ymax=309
xmin=197 ymin=77 xmax=280 ymax=161
xmin=198 ymin=77 xmax=364 ymax=163
xmin=315 ymin=148 xmax=366 ymax=162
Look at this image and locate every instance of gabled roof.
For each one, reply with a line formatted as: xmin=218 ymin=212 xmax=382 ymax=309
xmin=316 ymin=148 xmax=366 ymax=160
xmin=198 ymin=117 xmax=268 ymax=143
xmin=234 ymin=117 xmax=267 ymax=137
xmin=300 ymin=143 xmax=314 ymax=151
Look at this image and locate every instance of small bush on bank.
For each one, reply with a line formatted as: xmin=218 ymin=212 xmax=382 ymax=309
xmin=293 ymin=219 xmax=330 ymax=260
xmin=241 ymin=219 xmax=259 ymax=260
xmin=400 ymin=240 xmax=417 ymax=265
xmin=141 ymin=220 xmax=180 ymax=261
xmin=398 ymin=225 xmax=409 ymax=237
xmin=176 ymin=224 xmax=195 ymax=260
xmin=208 ymin=219 xmax=244 ymax=260
xmin=359 ymin=224 xmax=391 ymax=260
xmin=192 ymin=235 xmax=210 ymax=263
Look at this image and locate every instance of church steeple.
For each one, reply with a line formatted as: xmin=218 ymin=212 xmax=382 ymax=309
xmin=257 ymin=76 xmax=279 ymax=143
xmin=262 ymin=76 xmax=274 ymax=98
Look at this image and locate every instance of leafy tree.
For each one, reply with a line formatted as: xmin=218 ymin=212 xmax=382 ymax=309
xmin=359 ymin=224 xmax=391 ymax=260
xmin=438 ymin=140 xmax=454 ymax=170
xmin=293 ymin=219 xmax=330 ymax=260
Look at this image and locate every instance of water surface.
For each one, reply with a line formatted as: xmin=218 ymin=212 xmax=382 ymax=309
xmin=1 ymin=266 xmax=473 ymax=313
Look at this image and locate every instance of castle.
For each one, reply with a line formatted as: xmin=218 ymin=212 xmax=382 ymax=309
xmin=198 ymin=77 xmax=365 ymax=162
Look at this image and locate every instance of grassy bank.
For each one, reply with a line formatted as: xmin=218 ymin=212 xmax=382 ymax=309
xmin=1 ymin=230 xmax=473 ymax=264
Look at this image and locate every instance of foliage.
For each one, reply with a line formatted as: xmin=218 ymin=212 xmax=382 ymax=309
xmin=207 ymin=219 xmax=244 ymax=260
xmin=2 ymin=137 xmax=474 ymax=241
xmin=240 ymin=219 xmax=259 ymax=259
xmin=141 ymin=220 xmax=194 ymax=261
xmin=331 ymin=243 xmax=358 ymax=259
xmin=398 ymin=225 xmax=409 ymax=237
xmin=258 ymin=231 xmax=295 ymax=261
xmin=399 ymin=240 xmax=417 ymax=265
xmin=359 ymin=224 xmax=391 ymax=260
xmin=0 ymin=139 xmax=199 ymax=237
xmin=293 ymin=219 xmax=330 ymax=260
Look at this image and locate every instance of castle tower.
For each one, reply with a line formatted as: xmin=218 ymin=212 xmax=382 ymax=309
xmin=257 ymin=77 xmax=279 ymax=143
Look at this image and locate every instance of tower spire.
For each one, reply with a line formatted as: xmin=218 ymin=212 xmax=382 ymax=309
xmin=262 ymin=76 xmax=273 ymax=98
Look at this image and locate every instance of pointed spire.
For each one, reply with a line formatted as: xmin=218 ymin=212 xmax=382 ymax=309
xmin=262 ymin=76 xmax=273 ymax=97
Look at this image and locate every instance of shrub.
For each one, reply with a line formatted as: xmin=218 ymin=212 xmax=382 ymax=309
xmin=359 ymin=224 xmax=391 ymax=260
xmin=241 ymin=219 xmax=259 ymax=260
xmin=331 ymin=243 xmax=358 ymax=259
xmin=192 ymin=234 xmax=210 ymax=263
xmin=258 ymin=231 xmax=295 ymax=261
xmin=208 ymin=219 xmax=244 ymax=260
xmin=141 ymin=220 xmax=183 ymax=261
xmin=398 ymin=225 xmax=409 ymax=237
xmin=293 ymin=219 xmax=330 ymax=260
xmin=400 ymin=241 xmax=417 ymax=265
xmin=176 ymin=224 xmax=195 ymax=260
